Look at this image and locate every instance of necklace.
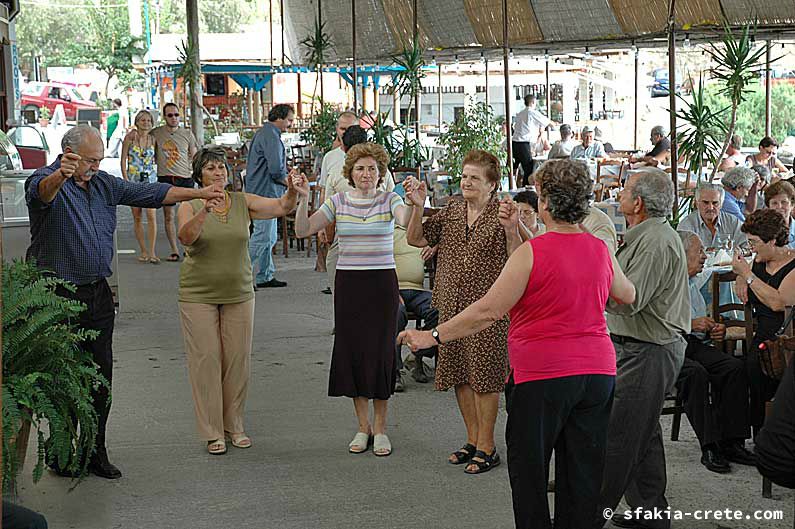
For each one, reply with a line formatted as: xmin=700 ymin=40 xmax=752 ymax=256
xmin=211 ymin=192 xmax=232 ymax=223
xmin=352 ymin=193 xmax=379 ymax=222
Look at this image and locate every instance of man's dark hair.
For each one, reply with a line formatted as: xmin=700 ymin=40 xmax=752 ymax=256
xmin=759 ymin=136 xmax=779 ymax=149
xmin=513 ymin=190 xmax=538 ymax=212
xmin=163 ymin=102 xmax=179 ymax=113
xmin=113 ymin=98 xmax=123 ymax=108
xmin=268 ymin=104 xmax=294 ymax=122
xmin=524 ymin=94 xmax=536 ymax=106
xmin=342 ymin=125 xmax=368 ymax=151
xmin=559 ymin=124 xmax=572 ymax=139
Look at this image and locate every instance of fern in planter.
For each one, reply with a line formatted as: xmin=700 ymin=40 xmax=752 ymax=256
xmin=2 ymin=260 xmax=107 ymax=491
xmin=438 ymin=99 xmax=506 ymax=190
xmin=299 ymin=103 xmax=340 ymax=156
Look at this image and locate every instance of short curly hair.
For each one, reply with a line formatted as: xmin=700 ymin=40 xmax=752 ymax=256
xmin=191 ymin=145 xmax=230 ymax=187
xmin=462 ymin=149 xmax=501 ymax=188
xmin=343 ymin=143 xmax=390 ymax=188
xmin=764 ymin=180 xmax=795 ymax=207
xmin=534 ymin=159 xmax=592 ymax=224
xmin=741 ymin=208 xmax=789 ymax=247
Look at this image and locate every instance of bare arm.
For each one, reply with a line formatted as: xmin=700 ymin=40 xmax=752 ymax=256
xmin=609 ymin=253 xmax=636 ymax=304
xmin=120 ymin=134 xmax=132 ymax=181
xmin=177 ymin=201 xmax=209 ymax=246
xmin=406 ymin=204 xmax=429 ymax=247
xmin=292 ymin=173 xmax=331 ymax=238
xmin=399 ymin=244 xmax=533 ymax=348
xmin=733 ymin=252 xmax=795 ymax=311
xmin=394 ymin=203 xmax=413 ymax=228
xmin=163 ymin=185 xmax=223 ymax=205
xmin=246 ymin=173 xmax=298 ymax=220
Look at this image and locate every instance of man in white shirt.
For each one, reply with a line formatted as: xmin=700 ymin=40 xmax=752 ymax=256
xmin=513 ymin=94 xmax=552 ymax=187
xmin=548 ymin=124 xmax=577 ymax=159
xmin=570 ymin=126 xmax=606 ymax=160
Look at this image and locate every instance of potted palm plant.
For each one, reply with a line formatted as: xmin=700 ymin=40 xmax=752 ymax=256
xmin=300 ymin=19 xmax=334 ymax=115
xmin=2 ymin=260 xmax=107 ymax=492
xmin=37 ymin=106 xmax=51 ymax=128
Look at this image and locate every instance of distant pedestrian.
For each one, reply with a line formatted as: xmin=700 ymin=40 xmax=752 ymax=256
xmin=121 ymin=110 xmax=158 ymax=263
xmin=246 ymin=104 xmax=294 ymax=288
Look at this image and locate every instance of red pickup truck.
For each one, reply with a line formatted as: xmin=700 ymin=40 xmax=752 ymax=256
xmin=20 ymin=82 xmax=98 ymax=121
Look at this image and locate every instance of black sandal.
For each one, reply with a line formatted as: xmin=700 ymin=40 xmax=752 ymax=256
xmin=448 ymin=443 xmax=477 ymax=465
xmin=464 ymin=449 xmax=501 ymax=474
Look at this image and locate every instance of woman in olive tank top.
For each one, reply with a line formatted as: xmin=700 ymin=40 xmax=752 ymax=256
xmin=176 ymin=146 xmax=298 ymax=455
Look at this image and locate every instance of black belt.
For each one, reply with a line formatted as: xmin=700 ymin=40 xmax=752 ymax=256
xmin=610 ymin=333 xmax=649 ymax=345
xmin=76 ymin=278 xmax=106 ymax=289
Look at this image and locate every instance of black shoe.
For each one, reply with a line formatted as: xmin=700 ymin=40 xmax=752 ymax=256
xmin=256 ymin=279 xmax=287 ymax=288
xmin=700 ymin=446 xmax=731 ymax=473
xmin=321 ymin=287 xmax=332 ymax=295
xmin=610 ymin=514 xmax=646 ymax=528
xmin=395 ymin=371 xmax=406 ymax=392
xmin=88 ymin=449 xmax=122 ymax=479
xmin=721 ymin=440 xmax=756 ymax=466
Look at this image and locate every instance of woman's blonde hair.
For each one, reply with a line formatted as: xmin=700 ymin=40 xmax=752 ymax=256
xmin=134 ymin=109 xmax=154 ymax=127
xmin=343 ymin=143 xmax=390 ymax=188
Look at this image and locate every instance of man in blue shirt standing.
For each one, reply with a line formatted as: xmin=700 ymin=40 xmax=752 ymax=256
xmin=25 ymin=125 xmax=222 ymax=479
xmin=247 ymin=104 xmax=295 ymax=288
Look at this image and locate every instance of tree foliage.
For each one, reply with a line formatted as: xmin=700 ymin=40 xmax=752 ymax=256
xmin=703 ymin=83 xmax=795 ymax=144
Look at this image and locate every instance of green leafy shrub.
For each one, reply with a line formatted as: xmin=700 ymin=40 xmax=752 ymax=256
xmin=438 ymin=99 xmax=506 ymax=186
xmin=2 ymin=260 xmax=107 ymax=491
xmin=300 ymin=103 xmax=340 ymax=156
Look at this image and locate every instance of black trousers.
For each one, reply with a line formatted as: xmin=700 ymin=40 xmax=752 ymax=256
xmin=748 ymin=338 xmax=780 ymax=433
xmin=512 ymin=141 xmax=534 ymax=187
xmin=2 ymin=501 xmax=48 ymax=529
xmin=56 ymin=279 xmax=115 ymax=454
xmin=505 ymin=372 xmax=614 ymax=529
xmin=676 ymin=337 xmax=750 ymax=448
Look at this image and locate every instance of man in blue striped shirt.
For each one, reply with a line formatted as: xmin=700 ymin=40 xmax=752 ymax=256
xmin=25 ymin=125 xmax=222 ymax=479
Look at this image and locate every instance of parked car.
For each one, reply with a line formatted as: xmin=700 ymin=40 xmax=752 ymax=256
xmin=7 ymin=125 xmax=50 ymax=169
xmin=20 ymin=82 xmax=98 ymax=121
xmin=650 ymin=68 xmax=682 ymax=97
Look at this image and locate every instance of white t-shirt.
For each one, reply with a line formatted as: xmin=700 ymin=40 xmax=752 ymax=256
xmin=318 ymin=147 xmax=345 ymax=188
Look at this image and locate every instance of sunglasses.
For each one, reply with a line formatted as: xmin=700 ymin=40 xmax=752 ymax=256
xmin=166 ymin=113 xmax=180 ymax=118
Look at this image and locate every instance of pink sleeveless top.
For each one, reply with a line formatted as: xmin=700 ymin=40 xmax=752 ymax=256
xmin=508 ymin=232 xmax=616 ymax=384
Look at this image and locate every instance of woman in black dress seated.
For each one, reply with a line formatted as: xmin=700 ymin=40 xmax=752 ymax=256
xmin=733 ymin=208 xmax=795 ymax=434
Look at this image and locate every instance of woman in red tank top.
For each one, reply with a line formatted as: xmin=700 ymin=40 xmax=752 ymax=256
xmin=400 ymin=160 xmax=635 ymax=529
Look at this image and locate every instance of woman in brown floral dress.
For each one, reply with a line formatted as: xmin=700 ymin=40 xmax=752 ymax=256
xmin=405 ymin=150 xmax=524 ymax=474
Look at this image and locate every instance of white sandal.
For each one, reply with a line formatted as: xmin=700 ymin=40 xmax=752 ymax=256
xmin=348 ymin=431 xmax=372 ymax=454
xmin=373 ymin=434 xmax=392 ymax=457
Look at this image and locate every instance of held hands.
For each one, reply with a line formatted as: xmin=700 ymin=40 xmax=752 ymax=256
xmin=403 ymin=176 xmax=427 ymax=206
xmin=60 ymin=153 xmax=82 ymax=179
xmin=735 ymin=279 xmax=749 ymax=304
xmin=498 ymin=198 xmax=519 ymax=231
xmin=731 ymin=248 xmax=752 ymax=278
xmin=397 ymin=329 xmax=436 ymax=352
xmin=420 ymin=245 xmax=437 ymax=261
xmin=198 ymin=184 xmax=225 ymax=203
xmin=291 ymin=171 xmax=310 ymax=198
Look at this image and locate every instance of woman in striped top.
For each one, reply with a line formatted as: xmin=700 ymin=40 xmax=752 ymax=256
xmin=294 ymin=143 xmax=414 ymax=457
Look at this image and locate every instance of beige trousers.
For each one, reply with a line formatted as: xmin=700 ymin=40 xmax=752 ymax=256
xmin=179 ymin=298 xmax=255 ymax=441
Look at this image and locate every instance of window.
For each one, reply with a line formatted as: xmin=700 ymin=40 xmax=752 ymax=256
xmin=205 ymin=74 xmax=226 ymax=96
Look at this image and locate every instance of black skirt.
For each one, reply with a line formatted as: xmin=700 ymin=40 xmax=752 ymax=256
xmin=329 ymin=269 xmax=399 ymax=400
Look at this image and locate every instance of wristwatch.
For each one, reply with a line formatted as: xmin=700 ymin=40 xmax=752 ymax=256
xmin=431 ymin=327 xmax=443 ymax=345
xmin=746 ymin=275 xmax=756 ymax=286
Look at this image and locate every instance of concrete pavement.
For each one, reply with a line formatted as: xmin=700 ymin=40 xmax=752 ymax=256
xmin=9 ymin=203 xmax=795 ymax=529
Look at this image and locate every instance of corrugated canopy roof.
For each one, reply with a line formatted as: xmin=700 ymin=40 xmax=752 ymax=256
xmin=283 ymin=0 xmax=795 ymax=62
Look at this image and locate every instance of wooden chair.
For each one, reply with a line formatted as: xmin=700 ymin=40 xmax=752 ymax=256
xmin=710 ymin=271 xmax=754 ymax=357
xmin=661 ymin=391 xmax=685 ymax=441
xmin=594 ymin=160 xmax=623 ymax=202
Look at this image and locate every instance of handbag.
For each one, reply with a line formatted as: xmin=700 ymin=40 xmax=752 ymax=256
xmin=760 ymin=308 xmax=795 ymax=380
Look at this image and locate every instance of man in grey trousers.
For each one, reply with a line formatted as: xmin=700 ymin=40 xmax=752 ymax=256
xmin=598 ymin=169 xmax=690 ymax=529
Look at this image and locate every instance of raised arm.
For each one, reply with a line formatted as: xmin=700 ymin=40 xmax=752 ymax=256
xmin=609 ymin=253 xmax=636 ymax=304
xmin=733 ymin=250 xmax=795 ymax=312
xmin=246 ymin=170 xmax=299 ymax=220
xmin=498 ymin=198 xmax=524 ymax=254
xmin=292 ymin=173 xmax=332 ymax=238
xmin=36 ymin=153 xmax=81 ymax=203
xmin=398 ymin=243 xmax=533 ymax=350
xmin=403 ymin=176 xmax=429 ymax=247
xmin=177 ymin=196 xmax=221 ymax=246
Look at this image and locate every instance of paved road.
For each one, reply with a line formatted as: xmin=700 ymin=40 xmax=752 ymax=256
xmin=9 ymin=207 xmax=794 ymax=529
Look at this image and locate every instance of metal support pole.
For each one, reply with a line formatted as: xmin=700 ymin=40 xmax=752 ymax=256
xmin=437 ymin=64 xmax=443 ymax=130
xmin=502 ymin=0 xmax=513 ymax=189
xmin=765 ymin=40 xmax=772 ymax=137
xmin=413 ymin=0 xmax=420 ymax=146
xmin=269 ymin=0 xmax=274 ymax=108
xmin=319 ymin=0 xmax=324 ymax=108
xmin=280 ymin=0 xmax=285 ymax=64
xmin=667 ymin=0 xmax=679 ymax=217
xmin=352 ymin=0 xmax=358 ymax=112
xmin=545 ymin=51 xmax=550 ymax=139
xmin=485 ymin=58 xmax=489 ymax=108
xmin=186 ymin=0 xmax=203 ymax=143
xmin=634 ymin=46 xmax=639 ymax=151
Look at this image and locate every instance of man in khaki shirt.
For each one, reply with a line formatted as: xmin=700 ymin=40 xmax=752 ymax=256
xmin=599 ymin=169 xmax=689 ymax=529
